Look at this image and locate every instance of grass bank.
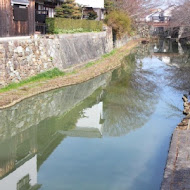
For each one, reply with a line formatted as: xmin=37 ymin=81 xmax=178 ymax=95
xmin=0 ymin=68 xmax=66 ymax=93
xmin=0 ymin=39 xmax=141 ymax=109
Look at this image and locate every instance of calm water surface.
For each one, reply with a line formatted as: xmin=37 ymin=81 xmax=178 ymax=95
xmin=0 ymin=40 xmax=190 ymax=190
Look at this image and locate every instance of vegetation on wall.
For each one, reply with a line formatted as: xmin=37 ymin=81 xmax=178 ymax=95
xmin=104 ymin=10 xmax=132 ymax=38
xmin=46 ymin=18 xmax=103 ymax=34
xmin=55 ymin=0 xmax=82 ymax=19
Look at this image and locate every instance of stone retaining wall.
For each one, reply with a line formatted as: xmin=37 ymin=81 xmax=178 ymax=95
xmin=0 ymin=27 xmax=113 ymax=87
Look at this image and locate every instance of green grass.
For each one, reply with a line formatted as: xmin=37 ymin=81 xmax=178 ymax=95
xmin=0 ymin=48 xmax=121 ymax=93
xmin=85 ymin=49 xmax=118 ymax=68
xmin=102 ymin=49 xmax=117 ymax=58
xmin=0 ymin=68 xmax=66 ymax=93
xmin=85 ymin=61 xmax=96 ymax=68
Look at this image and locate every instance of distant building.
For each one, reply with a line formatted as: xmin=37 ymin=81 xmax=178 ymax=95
xmin=75 ymin=0 xmax=105 ymax=21
xmin=145 ymin=5 xmax=176 ymax=23
xmin=160 ymin=5 xmax=176 ymax=22
xmin=147 ymin=11 xmax=161 ymax=22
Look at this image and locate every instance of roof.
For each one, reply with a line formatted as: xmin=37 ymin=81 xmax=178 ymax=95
xmin=162 ymin=5 xmax=177 ymax=17
xmin=11 ymin=0 xmax=29 ymax=5
xmin=75 ymin=0 xmax=104 ymax=9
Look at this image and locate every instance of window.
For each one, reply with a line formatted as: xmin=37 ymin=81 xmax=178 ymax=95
xmin=13 ymin=4 xmax=28 ymax=21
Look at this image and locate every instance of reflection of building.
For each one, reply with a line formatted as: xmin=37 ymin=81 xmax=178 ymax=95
xmin=0 ymin=156 xmax=39 ymax=190
xmin=59 ymin=102 xmax=104 ymax=138
xmin=152 ymin=40 xmax=189 ymax=68
xmin=0 ymin=125 xmax=37 ymax=179
xmin=0 ymin=122 xmax=38 ymax=190
xmin=0 ymin=73 xmax=111 ymax=189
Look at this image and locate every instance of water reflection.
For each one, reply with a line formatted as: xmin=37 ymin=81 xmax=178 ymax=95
xmin=0 ymin=40 xmax=190 ymax=190
xmin=102 ymin=54 xmax=159 ymax=136
xmin=136 ymin=39 xmax=190 ymax=92
xmin=0 ymin=73 xmax=111 ymax=189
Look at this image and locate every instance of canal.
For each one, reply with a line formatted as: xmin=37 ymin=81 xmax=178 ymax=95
xmin=0 ymin=40 xmax=189 ymax=190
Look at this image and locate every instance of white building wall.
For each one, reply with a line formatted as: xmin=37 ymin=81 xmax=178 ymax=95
xmin=75 ymin=0 xmax=104 ymax=8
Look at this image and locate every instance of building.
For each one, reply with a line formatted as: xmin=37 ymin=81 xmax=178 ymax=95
xmin=35 ymin=0 xmax=64 ymax=34
xmin=75 ymin=0 xmax=105 ymax=21
xmin=0 ymin=0 xmax=105 ymax=37
xmin=145 ymin=10 xmax=162 ymax=23
xmin=160 ymin=5 xmax=176 ymax=22
xmin=145 ymin=5 xmax=176 ymax=23
xmin=0 ymin=0 xmax=35 ymax=37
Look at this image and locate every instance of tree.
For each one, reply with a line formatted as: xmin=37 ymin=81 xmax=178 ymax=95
xmin=166 ymin=0 xmax=190 ymax=39
xmin=104 ymin=10 xmax=132 ymax=38
xmin=55 ymin=0 xmax=82 ymax=19
xmin=104 ymin=0 xmax=115 ymax=14
xmin=87 ymin=10 xmax=98 ymax=20
xmin=171 ymin=0 xmax=190 ymax=27
xmin=114 ymin=0 xmax=163 ymax=19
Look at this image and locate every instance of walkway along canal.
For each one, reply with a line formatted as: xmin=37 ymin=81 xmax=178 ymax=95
xmin=0 ymin=39 xmax=189 ymax=190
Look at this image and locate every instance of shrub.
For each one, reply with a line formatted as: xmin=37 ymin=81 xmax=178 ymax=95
xmin=46 ymin=18 xmax=103 ymax=34
xmin=55 ymin=0 xmax=82 ymax=19
xmin=87 ymin=10 xmax=98 ymax=20
xmin=104 ymin=0 xmax=115 ymax=14
xmin=104 ymin=10 xmax=132 ymax=38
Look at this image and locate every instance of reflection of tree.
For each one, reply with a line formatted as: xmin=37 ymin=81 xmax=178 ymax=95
xmin=102 ymin=54 xmax=159 ymax=136
xmin=166 ymin=63 xmax=190 ymax=91
xmin=161 ymin=42 xmax=190 ymax=91
xmin=136 ymin=39 xmax=190 ymax=92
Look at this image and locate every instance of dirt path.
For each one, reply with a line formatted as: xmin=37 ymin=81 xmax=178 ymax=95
xmin=0 ymin=39 xmax=141 ymax=109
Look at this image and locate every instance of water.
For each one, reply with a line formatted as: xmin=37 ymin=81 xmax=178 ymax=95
xmin=0 ymin=40 xmax=190 ymax=190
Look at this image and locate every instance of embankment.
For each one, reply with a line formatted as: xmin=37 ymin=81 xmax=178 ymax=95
xmin=161 ymin=95 xmax=190 ymax=190
xmin=0 ymin=39 xmax=141 ymax=109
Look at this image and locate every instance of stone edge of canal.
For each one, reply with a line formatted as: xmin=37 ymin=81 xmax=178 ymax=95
xmin=161 ymin=95 xmax=190 ymax=190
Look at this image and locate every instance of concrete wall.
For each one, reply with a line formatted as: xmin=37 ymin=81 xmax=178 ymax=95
xmin=0 ymin=28 xmax=113 ymax=87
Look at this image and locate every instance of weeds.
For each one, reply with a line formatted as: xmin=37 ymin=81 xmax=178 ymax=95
xmin=0 ymin=68 xmax=65 ymax=93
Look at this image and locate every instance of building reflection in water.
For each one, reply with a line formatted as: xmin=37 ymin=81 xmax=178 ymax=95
xmin=0 ymin=125 xmax=39 ymax=190
xmin=0 ymin=73 xmax=111 ymax=190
